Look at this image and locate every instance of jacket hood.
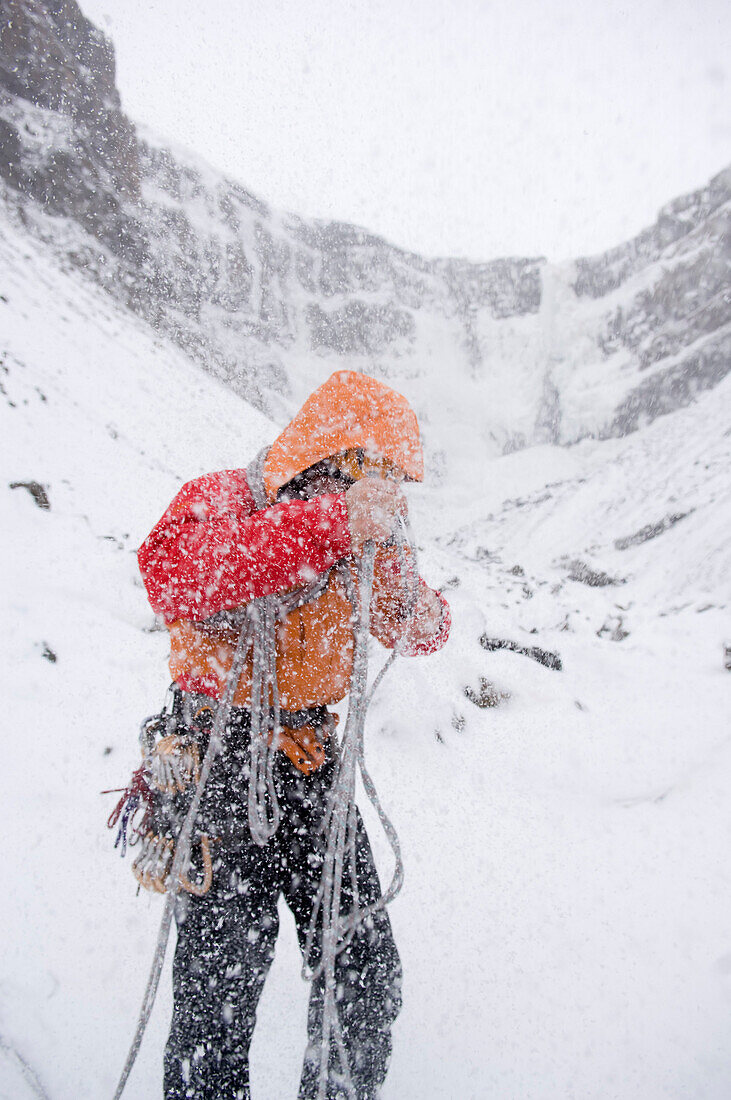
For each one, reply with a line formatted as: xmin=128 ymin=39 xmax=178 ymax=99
xmin=263 ymin=370 xmax=424 ymax=500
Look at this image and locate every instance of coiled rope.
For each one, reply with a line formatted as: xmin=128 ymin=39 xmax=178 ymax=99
xmin=303 ymin=515 xmax=419 ymax=1100
xmin=113 ymin=449 xmax=419 ymax=1099
xmin=112 ymin=612 xmax=254 ymax=1100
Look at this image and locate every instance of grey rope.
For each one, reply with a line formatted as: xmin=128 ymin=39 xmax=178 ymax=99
xmin=113 ymin=445 xmax=314 ymax=1094
xmin=114 ymin=449 xmax=422 ymax=1098
xmin=303 ymin=513 xmax=421 ymax=1100
xmin=246 ymin=446 xmax=303 ymax=846
xmin=246 ymin=448 xmax=282 ymax=846
xmin=247 ymin=594 xmax=282 ymax=845
xmin=113 ymin=615 xmax=254 ymax=1100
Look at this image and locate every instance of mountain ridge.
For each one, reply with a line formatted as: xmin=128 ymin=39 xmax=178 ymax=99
xmin=0 ymin=0 xmax=728 ymax=470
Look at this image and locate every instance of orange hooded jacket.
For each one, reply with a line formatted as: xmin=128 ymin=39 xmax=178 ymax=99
xmin=138 ymin=371 xmax=450 ymax=712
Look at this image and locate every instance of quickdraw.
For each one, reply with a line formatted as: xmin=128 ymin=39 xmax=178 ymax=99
xmin=145 ymin=734 xmax=200 ymax=794
xmin=104 ymin=766 xmax=154 ymax=857
xmin=132 ymin=832 xmax=213 ymax=897
xmin=106 ymin=701 xmax=212 ymax=898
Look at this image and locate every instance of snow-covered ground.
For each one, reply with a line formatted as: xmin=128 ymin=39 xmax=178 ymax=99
xmin=1 ymin=205 xmax=730 ymax=1099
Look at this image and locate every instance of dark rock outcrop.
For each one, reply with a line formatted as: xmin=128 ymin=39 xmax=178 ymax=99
xmin=614 ymin=512 xmax=690 ymax=551
xmin=573 ymin=172 xmax=730 ymax=300
xmin=561 ymin=559 xmax=625 ymax=588
xmin=0 ymin=0 xmax=140 ymax=251
xmin=480 ymin=635 xmax=562 ymax=671
xmin=9 ymin=478 xmax=50 ymax=508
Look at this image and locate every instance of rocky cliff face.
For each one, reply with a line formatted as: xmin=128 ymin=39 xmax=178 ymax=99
xmin=0 ymin=0 xmax=729 ymax=464
xmin=0 ymin=0 xmax=139 ymax=241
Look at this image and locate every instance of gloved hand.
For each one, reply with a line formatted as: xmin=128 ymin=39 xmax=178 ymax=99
xmin=274 ymin=727 xmax=327 ymax=775
xmin=402 ymin=584 xmax=444 ymax=647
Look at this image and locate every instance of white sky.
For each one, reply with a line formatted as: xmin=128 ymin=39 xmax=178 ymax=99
xmin=81 ymin=0 xmax=730 ymax=262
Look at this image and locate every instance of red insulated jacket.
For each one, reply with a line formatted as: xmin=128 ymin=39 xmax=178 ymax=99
xmin=138 ymin=371 xmax=449 ymax=711
xmin=138 ymin=467 xmax=450 ymax=710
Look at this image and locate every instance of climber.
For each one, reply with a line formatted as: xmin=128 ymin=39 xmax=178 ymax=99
xmin=136 ymin=370 xmax=450 ymax=1100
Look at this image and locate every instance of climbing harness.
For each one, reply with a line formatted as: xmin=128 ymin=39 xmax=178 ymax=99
xmin=110 ymin=449 xmax=421 ymax=1099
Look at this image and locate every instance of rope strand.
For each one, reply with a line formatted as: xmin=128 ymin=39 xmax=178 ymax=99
xmin=112 ymin=617 xmax=253 ymax=1100
xmin=113 ymin=445 xmax=420 ymax=1098
xmin=303 ymin=515 xmax=419 ymax=1099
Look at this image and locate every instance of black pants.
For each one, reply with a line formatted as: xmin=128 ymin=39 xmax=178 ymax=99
xmin=163 ymin=711 xmax=402 ymax=1100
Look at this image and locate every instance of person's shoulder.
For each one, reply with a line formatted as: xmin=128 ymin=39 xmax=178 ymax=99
xmin=180 ymin=467 xmax=249 ymax=495
xmin=170 ymin=468 xmax=253 ymax=517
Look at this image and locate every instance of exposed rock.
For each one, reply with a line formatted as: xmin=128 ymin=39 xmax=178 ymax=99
xmin=0 ymin=0 xmax=728 ymax=441
xmin=614 ymin=512 xmax=691 ymax=550
xmin=439 ymin=255 xmax=543 ymax=318
xmin=473 ymin=546 xmax=499 ymax=563
xmin=597 ymin=616 xmax=629 ymax=642
xmin=0 ymin=0 xmax=140 ymax=224
xmin=307 ymin=299 xmax=415 ymax=355
xmin=464 ymin=677 xmax=510 ymax=708
xmin=606 ymin=329 xmax=731 ymax=436
xmin=573 ymin=170 xmax=730 ymax=299
xmin=440 ymin=576 xmax=461 ymax=590
xmin=562 ymin=559 xmax=625 ymax=588
xmin=480 ymin=635 xmax=562 ymax=671
xmin=9 ymin=478 xmax=50 ymax=508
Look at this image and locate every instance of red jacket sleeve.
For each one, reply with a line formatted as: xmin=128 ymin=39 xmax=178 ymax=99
xmin=138 ymin=468 xmax=352 ymax=621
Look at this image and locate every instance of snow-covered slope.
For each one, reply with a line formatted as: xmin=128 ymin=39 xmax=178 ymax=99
xmin=0 ymin=210 xmax=274 ymax=1098
xmin=2 ymin=2 xmax=730 ymax=1097
xmin=3 ymin=170 xmax=731 ymax=1099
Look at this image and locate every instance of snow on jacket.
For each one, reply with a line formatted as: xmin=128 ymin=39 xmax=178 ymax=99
xmin=137 ymin=371 xmax=450 ymax=710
